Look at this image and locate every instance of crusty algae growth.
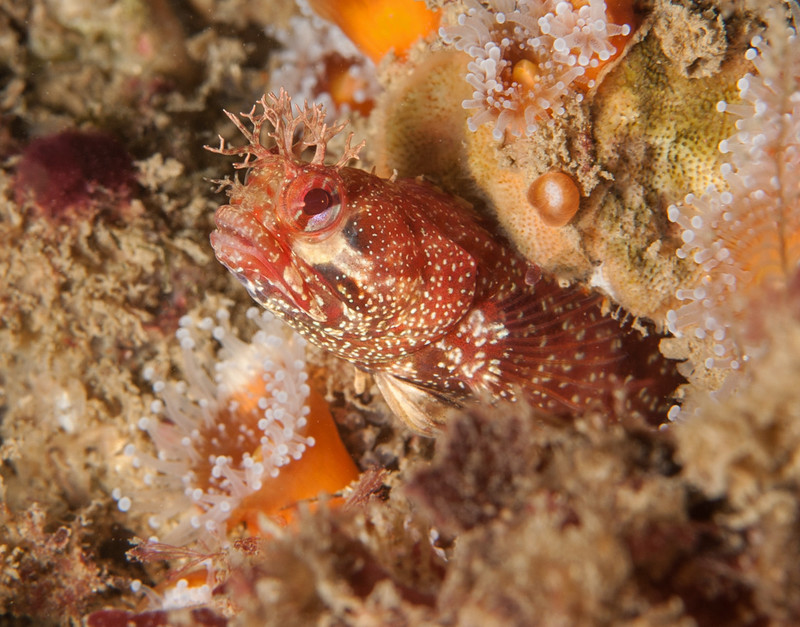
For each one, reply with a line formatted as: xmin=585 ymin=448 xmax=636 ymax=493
xmin=373 ymin=0 xmax=755 ymax=322
xmin=587 ymin=23 xmax=750 ymax=320
xmin=2 ymin=0 xmax=800 ymax=624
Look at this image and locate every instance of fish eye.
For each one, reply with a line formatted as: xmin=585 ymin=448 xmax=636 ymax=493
xmin=281 ymin=170 xmax=345 ymax=234
xmin=302 ymin=187 xmax=335 ymax=216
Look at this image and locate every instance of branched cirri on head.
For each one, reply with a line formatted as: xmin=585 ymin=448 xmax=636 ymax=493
xmin=207 ymin=90 xmax=681 ymax=435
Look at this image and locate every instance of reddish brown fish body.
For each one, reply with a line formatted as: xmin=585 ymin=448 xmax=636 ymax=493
xmin=209 ymin=92 xmax=679 ymax=434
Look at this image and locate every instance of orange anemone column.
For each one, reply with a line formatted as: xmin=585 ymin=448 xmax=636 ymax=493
xmin=308 ymin=0 xmax=441 ymax=64
xmin=229 ymin=388 xmax=360 ymax=533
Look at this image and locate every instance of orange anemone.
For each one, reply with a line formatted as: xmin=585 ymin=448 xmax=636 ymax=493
xmin=576 ymin=0 xmax=637 ymax=86
xmin=308 ymin=0 xmax=440 ymax=64
xmin=527 ymin=171 xmax=581 ymax=227
xmin=229 ymin=388 xmax=360 ymax=533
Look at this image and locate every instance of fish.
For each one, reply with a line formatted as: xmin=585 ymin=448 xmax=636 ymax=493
xmin=208 ymin=90 xmax=681 ymax=435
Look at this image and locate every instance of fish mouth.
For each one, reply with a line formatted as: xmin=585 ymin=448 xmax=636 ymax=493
xmin=211 ymin=204 xmax=329 ymax=321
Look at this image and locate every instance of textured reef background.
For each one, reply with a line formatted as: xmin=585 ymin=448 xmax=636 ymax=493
xmin=1 ymin=0 xmax=800 ymax=624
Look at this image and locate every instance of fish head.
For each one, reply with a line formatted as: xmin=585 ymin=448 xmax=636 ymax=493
xmin=212 ymin=157 xmax=349 ymax=323
xmin=209 ymin=91 xmax=477 ymax=364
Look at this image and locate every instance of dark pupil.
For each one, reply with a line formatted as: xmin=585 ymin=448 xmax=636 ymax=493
xmin=302 ymin=188 xmax=332 ymax=216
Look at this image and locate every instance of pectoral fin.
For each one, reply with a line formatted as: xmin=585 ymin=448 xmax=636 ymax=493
xmin=374 ymin=373 xmax=455 ymax=436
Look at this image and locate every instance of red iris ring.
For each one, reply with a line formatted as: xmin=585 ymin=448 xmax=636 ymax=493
xmin=280 ymin=168 xmax=345 ymax=234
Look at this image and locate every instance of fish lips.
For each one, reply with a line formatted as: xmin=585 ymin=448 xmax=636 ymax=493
xmin=211 ymin=204 xmax=330 ymax=322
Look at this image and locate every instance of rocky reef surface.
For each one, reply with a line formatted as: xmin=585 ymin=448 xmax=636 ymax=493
xmin=1 ymin=0 xmax=799 ymax=624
